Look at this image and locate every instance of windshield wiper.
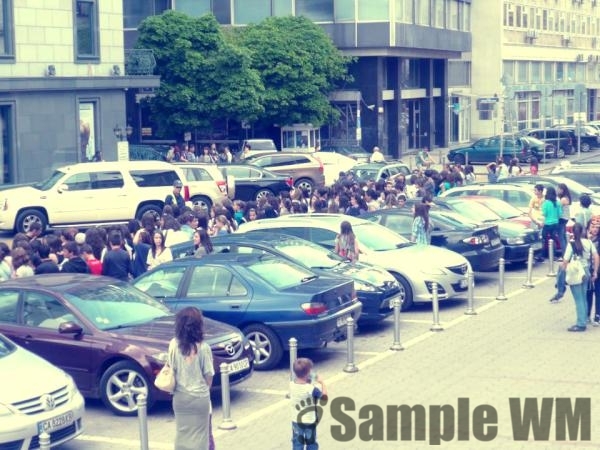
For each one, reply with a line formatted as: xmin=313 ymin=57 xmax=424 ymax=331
xmin=396 ymin=242 xmax=414 ymax=249
xmin=300 ymin=275 xmax=318 ymax=283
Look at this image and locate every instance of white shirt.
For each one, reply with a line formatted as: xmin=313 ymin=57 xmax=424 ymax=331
xmin=370 ymin=151 xmax=385 ymax=163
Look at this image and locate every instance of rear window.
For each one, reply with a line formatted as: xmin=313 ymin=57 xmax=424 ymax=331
xmin=246 ymin=256 xmax=315 ymax=290
xmin=130 ymin=170 xmax=180 ymax=187
xmin=183 ymin=167 xmax=215 ymax=182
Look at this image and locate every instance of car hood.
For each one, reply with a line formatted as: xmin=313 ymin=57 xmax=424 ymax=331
xmin=108 ymin=316 xmax=243 ymax=349
xmin=329 ymin=261 xmax=396 ymax=287
xmin=0 ymin=185 xmax=47 ymax=201
xmin=0 ymin=345 xmax=71 ymax=404
xmin=372 ymin=244 xmax=468 ymax=269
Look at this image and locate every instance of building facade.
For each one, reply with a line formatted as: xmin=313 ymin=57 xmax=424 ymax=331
xmin=124 ymin=0 xmax=472 ymax=158
xmin=0 ymin=1 xmax=159 ymax=183
xmin=464 ymin=0 xmax=600 ymax=140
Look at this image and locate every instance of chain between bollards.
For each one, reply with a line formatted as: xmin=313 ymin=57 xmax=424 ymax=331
xmin=39 ymin=431 xmax=51 ymax=450
xmin=390 ymin=297 xmax=404 ymax=351
xmin=343 ymin=317 xmax=358 ymax=373
xmin=464 ymin=269 xmax=477 ymax=315
xmin=522 ymin=247 xmax=535 ymax=288
xmin=430 ymin=282 xmax=443 ymax=331
xmin=137 ymin=393 xmax=149 ymax=450
xmin=286 ymin=337 xmax=298 ymax=398
xmin=547 ymin=239 xmax=557 ymax=277
xmin=218 ymin=363 xmax=237 ymax=430
xmin=496 ymin=257 xmax=507 ymax=301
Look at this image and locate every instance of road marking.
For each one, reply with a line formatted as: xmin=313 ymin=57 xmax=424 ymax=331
xmin=77 ymin=435 xmax=171 ymax=449
xmin=398 ymin=319 xmax=433 ymax=324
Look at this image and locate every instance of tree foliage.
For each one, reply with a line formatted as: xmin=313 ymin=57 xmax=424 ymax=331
xmin=136 ymin=11 xmax=264 ymax=137
xmin=235 ymin=16 xmax=352 ymax=127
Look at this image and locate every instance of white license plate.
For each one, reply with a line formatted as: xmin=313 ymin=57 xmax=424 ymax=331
xmin=226 ymin=358 xmax=250 ymax=374
xmin=37 ymin=411 xmax=74 ymax=434
xmin=491 ymin=238 xmax=501 ymax=246
xmin=337 ymin=315 xmax=349 ymax=327
xmin=532 ymin=241 xmax=543 ymax=250
xmin=460 ymin=279 xmax=469 ymax=289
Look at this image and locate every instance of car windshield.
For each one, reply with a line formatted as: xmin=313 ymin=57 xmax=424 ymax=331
xmin=63 ymin=283 xmax=171 ymax=331
xmin=354 ymin=168 xmax=379 ymax=181
xmin=442 ymin=200 xmax=501 ymax=223
xmin=246 ymin=256 xmax=317 ymax=290
xmin=274 ymin=240 xmax=343 ymax=269
xmin=0 ymin=334 xmax=15 ymax=358
xmin=33 ymin=170 xmax=65 ymax=191
xmin=476 ymin=198 xmax=523 ymax=219
xmin=431 ymin=211 xmax=475 ymax=230
xmin=353 ymin=222 xmax=411 ymax=251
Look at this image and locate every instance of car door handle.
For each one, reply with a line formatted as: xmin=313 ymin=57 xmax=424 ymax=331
xmin=229 ymin=304 xmax=241 ymax=309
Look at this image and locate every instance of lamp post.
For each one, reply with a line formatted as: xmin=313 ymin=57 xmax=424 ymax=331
xmin=113 ymin=124 xmax=133 ymax=141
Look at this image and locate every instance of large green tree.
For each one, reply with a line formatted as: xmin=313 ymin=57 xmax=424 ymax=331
xmin=235 ymin=16 xmax=352 ymax=127
xmin=136 ymin=11 xmax=264 ymax=137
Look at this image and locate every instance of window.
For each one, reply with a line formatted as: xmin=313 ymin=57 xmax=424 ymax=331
xmin=130 ymin=170 xmax=180 ymax=187
xmin=531 ymin=62 xmax=541 ymax=83
xmin=134 ymin=267 xmax=186 ymax=298
xmin=74 ymin=0 xmax=99 ymax=61
xmin=64 ymin=173 xmax=92 ymax=191
xmin=544 ymin=62 xmax=554 ymax=83
xmin=175 ymin=0 xmax=211 ymax=16
xmin=460 ymin=1 xmax=470 ymax=31
xmin=22 ymin=292 xmax=72 ymax=329
xmin=517 ymin=61 xmax=529 ymax=83
xmin=433 ymin=0 xmax=444 ymax=28
xmin=447 ymin=0 xmax=458 ymax=30
xmin=123 ymin=0 xmax=169 ymax=29
xmin=188 ymin=266 xmax=247 ymax=297
xmin=92 ymin=172 xmax=124 ymax=189
xmin=396 ymin=0 xmax=413 ymax=23
xmin=296 ymin=0 xmax=334 ymax=22
xmin=335 ymin=0 xmax=355 ymax=21
xmin=416 ymin=0 xmax=429 ymax=25
xmin=233 ymin=0 xmax=271 ymax=24
xmin=358 ymin=0 xmax=388 ymax=21
xmin=0 ymin=0 xmax=14 ymax=58
xmin=0 ymin=290 xmax=18 ymax=323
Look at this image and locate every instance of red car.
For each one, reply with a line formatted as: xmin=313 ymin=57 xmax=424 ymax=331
xmin=0 ymin=274 xmax=254 ymax=415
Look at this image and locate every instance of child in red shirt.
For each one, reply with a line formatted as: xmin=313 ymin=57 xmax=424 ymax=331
xmin=81 ymin=244 xmax=102 ymax=275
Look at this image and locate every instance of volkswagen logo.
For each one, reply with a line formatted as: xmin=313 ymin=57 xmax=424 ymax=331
xmin=224 ymin=343 xmax=236 ymax=356
xmin=40 ymin=394 xmax=55 ymax=411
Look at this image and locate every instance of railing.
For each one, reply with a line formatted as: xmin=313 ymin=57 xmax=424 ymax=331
xmin=125 ymin=49 xmax=157 ymax=76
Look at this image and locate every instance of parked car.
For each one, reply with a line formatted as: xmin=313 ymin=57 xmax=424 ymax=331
xmin=241 ymin=139 xmax=278 ymax=156
xmin=521 ymin=128 xmax=574 ymax=157
xmin=550 ymin=161 xmax=600 ymax=192
xmin=313 ymin=152 xmax=358 ymax=186
xmin=0 ymin=274 xmax=254 ymax=415
xmin=241 ymin=152 xmax=325 ymax=195
xmin=0 ymin=161 xmax=190 ymax=233
xmin=133 ymin=253 xmax=362 ymax=370
xmin=496 ymin=175 xmax=600 ymax=206
xmin=0 ymin=333 xmax=85 ymax=449
xmin=360 ymin=208 xmax=504 ymax=271
xmin=320 ymin=144 xmax=371 ymax=163
xmin=352 ymin=161 xmax=411 ymax=183
xmin=174 ymin=162 xmax=232 ymax=210
xmin=237 ymin=214 xmax=470 ymax=311
xmin=551 ymin=125 xmax=600 ymax=152
xmin=447 ymin=135 xmax=555 ymax=164
xmin=217 ymin=164 xmax=293 ymax=201
xmin=418 ymin=197 xmax=543 ymax=263
xmin=210 ymin=232 xmax=400 ymax=324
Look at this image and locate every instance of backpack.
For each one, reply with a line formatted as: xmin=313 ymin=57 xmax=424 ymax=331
xmin=565 ymin=242 xmax=587 ymax=285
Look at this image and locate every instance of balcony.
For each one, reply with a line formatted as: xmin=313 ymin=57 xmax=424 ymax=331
xmin=124 ymin=49 xmax=156 ymax=76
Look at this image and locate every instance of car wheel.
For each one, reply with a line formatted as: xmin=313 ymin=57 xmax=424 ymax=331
xmin=15 ymin=209 xmax=48 ymax=234
xmin=581 ymin=143 xmax=591 ymax=153
xmin=191 ymin=195 xmax=212 ymax=211
xmin=454 ymin=154 xmax=465 ymax=165
xmin=242 ymin=324 xmax=283 ymax=371
xmin=255 ymin=189 xmax=273 ymax=201
xmin=99 ymin=361 xmax=153 ymax=416
xmin=556 ymin=147 xmax=566 ymax=159
xmin=390 ymin=273 xmax=414 ymax=312
xmin=136 ymin=204 xmax=162 ymax=221
xmin=294 ymin=178 xmax=314 ymax=196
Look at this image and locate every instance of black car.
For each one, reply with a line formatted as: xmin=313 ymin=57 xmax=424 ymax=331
xmin=218 ymin=164 xmax=293 ymax=201
xmin=551 ymin=125 xmax=600 ymax=152
xmin=521 ymin=128 xmax=574 ymax=157
xmin=360 ymin=209 xmax=504 ymax=271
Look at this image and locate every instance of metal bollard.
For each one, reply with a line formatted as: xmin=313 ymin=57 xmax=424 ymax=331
xmin=522 ymin=247 xmax=535 ymax=288
xmin=343 ymin=317 xmax=358 ymax=373
xmin=389 ymin=297 xmax=404 ymax=351
xmin=464 ymin=269 xmax=477 ymax=315
xmin=137 ymin=394 xmax=149 ymax=450
xmin=496 ymin=258 xmax=508 ymax=301
xmin=39 ymin=432 xmax=51 ymax=450
xmin=286 ymin=337 xmax=298 ymax=398
xmin=430 ymin=282 xmax=444 ymax=331
xmin=218 ymin=363 xmax=237 ymax=430
xmin=547 ymin=239 xmax=557 ymax=277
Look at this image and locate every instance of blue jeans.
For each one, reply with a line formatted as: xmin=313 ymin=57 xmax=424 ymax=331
xmin=570 ymin=274 xmax=590 ymax=328
xmin=556 ymin=266 xmax=566 ymax=297
xmin=292 ymin=422 xmax=318 ymax=450
xmin=557 ymin=219 xmax=568 ymax=256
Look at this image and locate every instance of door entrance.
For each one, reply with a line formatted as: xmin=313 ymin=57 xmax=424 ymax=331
xmin=407 ymin=100 xmax=424 ymax=150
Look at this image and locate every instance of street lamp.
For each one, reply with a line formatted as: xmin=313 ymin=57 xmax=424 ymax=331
xmin=113 ymin=124 xmax=133 ymax=141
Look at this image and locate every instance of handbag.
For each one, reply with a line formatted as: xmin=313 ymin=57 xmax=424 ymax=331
xmin=154 ymin=363 xmax=175 ymax=393
xmin=566 ymin=243 xmax=586 ymax=285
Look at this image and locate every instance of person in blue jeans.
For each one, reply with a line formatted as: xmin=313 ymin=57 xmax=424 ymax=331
xmin=561 ymin=223 xmax=599 ymax=332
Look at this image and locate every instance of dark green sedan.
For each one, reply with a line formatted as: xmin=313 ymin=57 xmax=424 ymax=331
xmin=447 ymin=136 xmax=555 ymax=164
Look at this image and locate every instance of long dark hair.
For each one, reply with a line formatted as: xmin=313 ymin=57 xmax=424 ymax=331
xmin=414 ymin=203 xmax=430 ymax=230
xmin=151 ymin=231 xmax=165 ymax=257
xmin=557 ymin=183 xmax=571 ymax=204
xmin=544 ymin=186 xmax=558 ymax=206
xmin=195 ymin=228 xmax=213 ymax=254
xmin=340 ymin=220 xmax=356 ymax=248
xmin=175 ymin=307 xmax=205 ymax=356
xmin=572 ymin=222 xmax=585 ymax=256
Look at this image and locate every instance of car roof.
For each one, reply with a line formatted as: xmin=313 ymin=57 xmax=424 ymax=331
xmin=0 ymin=273 xmax=126 ymax=291
xmin=214 ymin=231 xmax=305 ymax=244
xmin=242 ymin=213 xmax=369 ymax=228
xmin=56 ymin=160 xmax=175 ymax=172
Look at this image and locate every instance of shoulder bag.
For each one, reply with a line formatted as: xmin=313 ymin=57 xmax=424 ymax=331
xmin=565 ymin=242 xmax=586 ymax=285
xmin=154 ymin=343 xmax=175 ymax=393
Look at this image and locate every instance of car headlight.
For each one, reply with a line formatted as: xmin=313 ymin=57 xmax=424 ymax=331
xmin=420 ymin=267 xmax=445 ymax=275
xmin=354 ymin=280 xmax=378 ymax=292
xmin=505 ymin=237 xmax=525 ymax=245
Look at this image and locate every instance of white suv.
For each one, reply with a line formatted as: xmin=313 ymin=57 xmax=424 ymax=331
xmin=0 ymin=161 xmax=189 ymax=233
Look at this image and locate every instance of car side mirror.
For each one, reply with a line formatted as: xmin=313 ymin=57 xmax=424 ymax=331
xmin=57 ymin=184 xmax=69 ymax=193
xmin=58 ymin=321 xmax=83 ymax=335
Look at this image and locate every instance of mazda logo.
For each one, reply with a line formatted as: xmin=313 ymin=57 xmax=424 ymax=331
xmin=225 ymin=343 xmax=235 ymax=356
xmin=40 ymin=394 xmax=55 ymax=411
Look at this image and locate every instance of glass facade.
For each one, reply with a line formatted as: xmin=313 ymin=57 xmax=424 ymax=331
xmin=234 ymin=0 xmax=271 ymax=24
xmin=334 ymin=0 xmax=355 ymax=21
xmin=296 ymin=0 xmax=333 ymax=22
xmin=358 ymin=0 xmax=388 ymax=21
xmin=176 ymin=0 xmax=210 ymax=17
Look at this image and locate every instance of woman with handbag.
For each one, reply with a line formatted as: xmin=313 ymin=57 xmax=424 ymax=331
xmin=561 ymin=223 xmax=599 ymax=332
xmin=169 ymin=307 xmax=214 ymax=449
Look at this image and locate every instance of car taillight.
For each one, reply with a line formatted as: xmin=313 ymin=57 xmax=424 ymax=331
xmin=318 ymin=159 xmax=324 ymax=174
xmin=286 ymin=177 xmax=293 ymax=188
xmin=183 ymin=186 xmax=190 ymax=202
xmin=462 ymin=235 xmax=489 ymax=245
xmin=216 ymin=180 xmax=227 ymax=194
xmin=301 ymin=302 xmax=327 ymax=315
xmin=2 ymin=199 xmax=6 ymax=211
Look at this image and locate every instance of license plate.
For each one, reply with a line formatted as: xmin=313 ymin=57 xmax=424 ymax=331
xmin=337 ymin=315 xmax=349 ymax=327
xmin=387 ymin=296 xmax=401 ymax=309
xmin=491 ymin=238 xmax=501 ymax=246
xmin=533 ymin=241 xmax=543 ymax=250
xmin=226 ymin=358 xmax=250 ymax=374
xmin=460 ymin=279 xmax=469 ymax=289
xmin=37 ymin=411 xmax=74 ymax=434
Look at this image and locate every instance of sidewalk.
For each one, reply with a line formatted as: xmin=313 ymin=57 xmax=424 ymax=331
xmin=214 ymin=271 xmax=600 ymax=449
